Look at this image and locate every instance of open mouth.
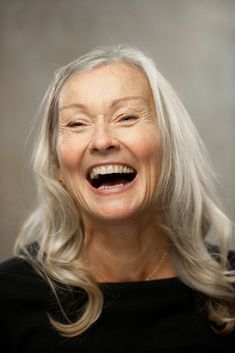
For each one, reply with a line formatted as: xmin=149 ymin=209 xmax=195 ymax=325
xmin=87 ymin=165 xmax=137 ymax=190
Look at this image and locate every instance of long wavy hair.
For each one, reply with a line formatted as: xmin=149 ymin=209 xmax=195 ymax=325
xmin=14 ymin=44 xmax=235 ymax=336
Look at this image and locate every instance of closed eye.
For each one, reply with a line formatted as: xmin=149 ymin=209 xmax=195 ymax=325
xmin=67 ymin=121 xmax=87 ymax=128
xmin=120 ymin=115 xmax=139 ymax=122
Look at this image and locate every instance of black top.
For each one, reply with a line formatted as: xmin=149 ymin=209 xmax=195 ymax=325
xmin=0 ymin=255 xmax=235 ymax=353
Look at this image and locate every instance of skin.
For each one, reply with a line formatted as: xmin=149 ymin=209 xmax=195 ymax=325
xmin=57 ymin=62 xmax=176 ymax=282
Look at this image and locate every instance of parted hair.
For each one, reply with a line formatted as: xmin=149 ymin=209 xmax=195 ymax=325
xmin=15 ymin=44 xmax=235 ymax=336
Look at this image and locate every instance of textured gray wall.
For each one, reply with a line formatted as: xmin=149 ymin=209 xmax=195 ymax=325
xmin=1 ymin=0 xmax=235 ymax=261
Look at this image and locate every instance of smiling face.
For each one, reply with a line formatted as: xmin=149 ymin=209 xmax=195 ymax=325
xmin=57 ymin=61 xmax=162 ymax=225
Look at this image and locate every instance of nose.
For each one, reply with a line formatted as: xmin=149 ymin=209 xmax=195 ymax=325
xmin=88 ymin=120 xmax=119 ymax=154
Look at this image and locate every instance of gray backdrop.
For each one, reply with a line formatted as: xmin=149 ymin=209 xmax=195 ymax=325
xmin=1 ymin=0 xmax=235 ymax=261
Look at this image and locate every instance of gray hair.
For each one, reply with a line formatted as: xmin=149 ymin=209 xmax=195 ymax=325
xmin=15 ymin=44 xmax=235 ymax=336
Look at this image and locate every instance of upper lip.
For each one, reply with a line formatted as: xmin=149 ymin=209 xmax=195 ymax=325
xmin=86 ymin=162 xmax=137 ymax=179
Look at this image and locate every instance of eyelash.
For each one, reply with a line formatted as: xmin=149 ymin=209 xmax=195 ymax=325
xmin=119 ymin=115 xmax=138 ymax=122
xmin=67 ymin=121 xmax=86 ymax=127
xmin=66 ymin=115 xmax=138 ymax=128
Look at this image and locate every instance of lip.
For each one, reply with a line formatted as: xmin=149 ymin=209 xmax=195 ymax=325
xmin=85 ymin=161 xmax=138 ymax=196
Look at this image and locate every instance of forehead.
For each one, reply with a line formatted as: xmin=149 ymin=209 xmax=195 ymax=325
xmin=58 ymin=62 xmax=154 ymax=110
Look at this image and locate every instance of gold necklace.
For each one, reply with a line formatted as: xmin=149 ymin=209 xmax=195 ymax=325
xmin=145 ymin=250 xmax=169 ymax=281
xmin=83 ymin=249 xmax=169 ymax=282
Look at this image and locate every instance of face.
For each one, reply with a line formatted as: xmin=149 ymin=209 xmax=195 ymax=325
xmin=57 ymin=62 xmax=162 ymax=225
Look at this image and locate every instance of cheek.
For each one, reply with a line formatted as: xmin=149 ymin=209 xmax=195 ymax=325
xmin=133 ymin=131 xmax=162 ymax=189
xmin=57 ymin=135 xmax=85 ymax=171
xmin=142 ymin=137 xmax=161 ymax=159
xmin=128 ymin=129 xmax=162 ymax=163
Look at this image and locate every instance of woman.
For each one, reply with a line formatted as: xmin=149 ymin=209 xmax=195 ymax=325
xmin=0 ymin=44 xmax=234 ymax=352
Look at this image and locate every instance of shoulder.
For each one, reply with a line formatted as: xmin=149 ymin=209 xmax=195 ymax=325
xmin=0 ymin=242 xmax=44 ymax=287
xmin=0 ymin=255 xmax=34 ymax=275
xmin=0 ymin=255 xmax=51 ymax=306
xmin=0 ymin=255 xmax=41 ymax=281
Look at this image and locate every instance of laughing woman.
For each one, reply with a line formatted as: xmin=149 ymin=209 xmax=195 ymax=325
xmin=0 ymin=45 xmax=235 ymax=352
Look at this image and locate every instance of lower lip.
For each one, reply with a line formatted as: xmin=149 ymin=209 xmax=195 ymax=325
xmin=87 ymin=175 xmax=138 ymax=196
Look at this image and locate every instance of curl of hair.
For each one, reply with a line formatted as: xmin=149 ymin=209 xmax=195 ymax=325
xmin=14 ymin=44 xmax=235 ymax=336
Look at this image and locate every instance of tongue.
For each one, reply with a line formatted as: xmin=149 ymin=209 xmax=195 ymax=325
xmin=100 ymin=177 xmax=129 ymax=187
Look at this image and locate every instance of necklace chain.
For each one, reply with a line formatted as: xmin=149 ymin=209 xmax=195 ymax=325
xmin=145 ymin=250 xmax=169 ymax=281
xmin=83 ymin=249 xmax=169 ymax=282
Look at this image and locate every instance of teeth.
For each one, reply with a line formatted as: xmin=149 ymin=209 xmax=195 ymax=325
xmin=98 ymin=184 xmax=125 ymax=190
xmin=89 ymin=165 xmax=135 ymax=180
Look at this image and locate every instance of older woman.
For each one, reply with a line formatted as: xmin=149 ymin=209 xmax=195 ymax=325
xmin=0 ymin=45 xmax=234 ymax=352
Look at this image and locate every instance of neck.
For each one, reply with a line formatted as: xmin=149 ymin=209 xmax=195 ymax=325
xmin=79 ymin=215 xmax=176 ymax=283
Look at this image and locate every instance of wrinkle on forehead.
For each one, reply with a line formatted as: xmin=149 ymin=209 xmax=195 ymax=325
xmin=58 ymin=62 xmax=156 ymax=120
xmin=59 ymin=95 xmax=149 ymax=114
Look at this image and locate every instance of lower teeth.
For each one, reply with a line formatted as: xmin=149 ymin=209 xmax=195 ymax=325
xmin=98 ymin=183 xmax=125 ymax=190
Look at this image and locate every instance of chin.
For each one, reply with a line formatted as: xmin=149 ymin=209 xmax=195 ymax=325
xmin=88 ymin=203 xmax=145 ymax=224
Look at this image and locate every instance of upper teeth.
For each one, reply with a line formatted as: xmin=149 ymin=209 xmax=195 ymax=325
xmin=89 ymin=165 xmax=135 ymax=180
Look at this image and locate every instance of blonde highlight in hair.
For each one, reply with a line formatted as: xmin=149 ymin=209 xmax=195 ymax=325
xmin=14 ymin=44 xmax=235 ymax=336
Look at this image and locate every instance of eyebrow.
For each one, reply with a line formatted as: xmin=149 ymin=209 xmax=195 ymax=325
xmin=58 ymin=95 xmax=148 ymax=112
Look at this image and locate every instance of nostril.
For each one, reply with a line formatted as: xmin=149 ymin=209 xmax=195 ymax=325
xmin=90 ymin=138 xmax=120 ymax=153
xmin=107 ymin=145 xmax=117 ymax=150
xmin=89 ymin=124 xmax=119 ymax=152
xmin=91 ymin=144 xmax=117 ymax=152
